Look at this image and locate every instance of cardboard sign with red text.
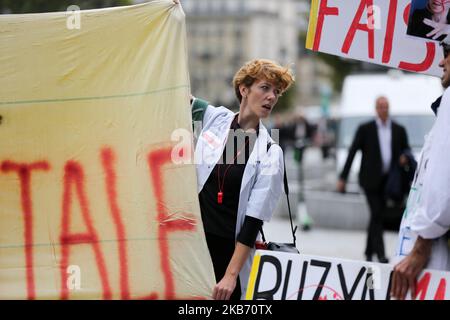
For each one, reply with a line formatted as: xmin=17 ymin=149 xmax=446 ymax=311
xmin=306 ymin=0 xmax=443 ymax=76
xmin=0 ymin=1 xmax=215 ymax=299
xmin=246 ymin=251 xmax=450 ymax=300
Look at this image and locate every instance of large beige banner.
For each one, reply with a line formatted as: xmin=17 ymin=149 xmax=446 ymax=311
xmin=0 ymin=0 xmax=215 ymax=299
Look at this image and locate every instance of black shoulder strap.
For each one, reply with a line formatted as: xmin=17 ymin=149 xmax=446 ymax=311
xmin=260 ymin=143 xmax=297 ymax=246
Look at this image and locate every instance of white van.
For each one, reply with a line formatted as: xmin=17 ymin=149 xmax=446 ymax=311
xmin=336 ymin=71 xmax=443 ymax=192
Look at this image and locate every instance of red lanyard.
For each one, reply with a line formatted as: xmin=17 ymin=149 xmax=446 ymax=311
xmin=217 ymin=138 xmax=249 ymax=204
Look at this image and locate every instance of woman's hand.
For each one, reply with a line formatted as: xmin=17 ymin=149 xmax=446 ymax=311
xmin=213 ymin=273 xmax=237 ymax=300
xmin=212 ymin=242 xmax=251 ymax=300
xmin=423 ymin=18 xmax=450 ymax=42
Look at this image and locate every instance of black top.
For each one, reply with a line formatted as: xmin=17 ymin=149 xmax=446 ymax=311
xmin=199 ymin=115 xmax=263 ymax=246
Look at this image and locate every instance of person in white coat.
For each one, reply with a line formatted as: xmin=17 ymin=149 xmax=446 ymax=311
xmin=391 ymin=42 xmax=450 ymax=300
xmin=191 ymin=59 xmax=294 ymax=300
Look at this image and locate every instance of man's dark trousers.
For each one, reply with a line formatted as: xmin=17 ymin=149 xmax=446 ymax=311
xmin=363 ymin=175 xmax=388 ymax=260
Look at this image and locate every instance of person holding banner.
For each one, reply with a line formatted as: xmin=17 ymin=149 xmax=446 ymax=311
xmin=391 ymin=42 xmax=450 ymax=300
xmin=190 ymin=59 xmax=294 ymax=300
xmin=337 ymin=97 xmax=411 ymax=264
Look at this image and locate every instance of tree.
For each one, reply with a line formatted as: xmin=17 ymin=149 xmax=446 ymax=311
xmin=298 ymin=31 xmax=389 ymax=94
xmin=0 ymin=0 xmax=131 ymax=14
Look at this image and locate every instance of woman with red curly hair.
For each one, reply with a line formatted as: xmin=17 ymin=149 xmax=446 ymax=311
xmin=191 ymin=59 xmax=294 ymax=300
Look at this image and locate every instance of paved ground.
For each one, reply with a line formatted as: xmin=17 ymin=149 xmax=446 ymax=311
xmin=264 ymin=215 xmax=399 ymax=263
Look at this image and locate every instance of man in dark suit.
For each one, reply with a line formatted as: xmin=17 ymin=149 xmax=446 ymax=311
xmin=337 ymin=96 xmax=410 ymax=263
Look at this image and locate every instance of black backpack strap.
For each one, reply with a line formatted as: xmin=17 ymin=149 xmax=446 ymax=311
xmin=260 ymin=143 xmax=297 ymax=246
xmin=260 ymin=225 xmax=267 ymax=243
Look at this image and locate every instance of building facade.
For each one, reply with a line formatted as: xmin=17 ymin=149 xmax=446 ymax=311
xmin=181 ymin=0 xmax=300 ymax=108
xmin=132 ymin=0 xmax=334 ymax=109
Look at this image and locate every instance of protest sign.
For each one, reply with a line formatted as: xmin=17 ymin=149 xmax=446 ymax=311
xmin=306 ymin=0 xmax=444 ymax=76
xmin=0 ymin=1 xmax=215 ymax=299
xmin=246 ymin=251 xmax=449 ymax=300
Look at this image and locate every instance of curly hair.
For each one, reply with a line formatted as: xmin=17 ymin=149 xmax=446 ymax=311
xmin=232 ymin=59 xmax=295 ymax=103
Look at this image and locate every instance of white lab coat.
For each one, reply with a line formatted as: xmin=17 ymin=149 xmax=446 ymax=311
xmin=194 ymin=102 xmax=284 ymax=298
xmin=395 ymin=88 xmax=450 ymax=270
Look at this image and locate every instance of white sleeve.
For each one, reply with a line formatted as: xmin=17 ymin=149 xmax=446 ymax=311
xmin=203 ymin=105 xmax=215 ymax=124
xmin=411 ymin=89 xmax=450 ymax=239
